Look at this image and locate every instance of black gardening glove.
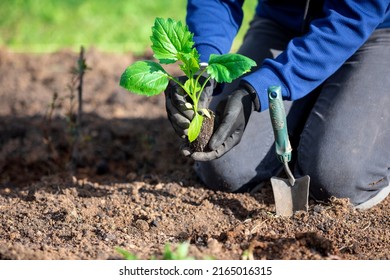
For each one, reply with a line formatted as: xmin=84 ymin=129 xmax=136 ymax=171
xmin=191 ymin=81 xmax=260 ymax=161
xmin=165 ymin=65 xmax=216 ymax=138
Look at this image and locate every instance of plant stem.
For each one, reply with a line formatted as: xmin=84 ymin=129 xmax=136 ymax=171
xmin=196 ymin=77 xmax=211 ymax=108
xmin=77 ymin=46 xmax=85 ymax=127
xmin=169 ymin=76 xmax=186 ymax=92
xmin=168 ymin=75 xmax=197 ymax=107
xmin=194 ymin=67 xmax=210 ymax=107
xmin=70 ymin=46 xmax=87 ymax=171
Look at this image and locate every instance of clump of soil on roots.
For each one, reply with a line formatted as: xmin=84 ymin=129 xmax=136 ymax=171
xmin=0 ymin=47 xmax=390 ymax=260
xmin=190 ymin=112 xmax=215 ymax=153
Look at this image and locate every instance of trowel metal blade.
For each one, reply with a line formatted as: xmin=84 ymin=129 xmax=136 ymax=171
xmin=270 ymin=175 xmax=310 ymax=217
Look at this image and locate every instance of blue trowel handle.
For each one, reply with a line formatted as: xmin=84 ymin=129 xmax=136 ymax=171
xmin=268 ymin=86 xmax=292 ymax=163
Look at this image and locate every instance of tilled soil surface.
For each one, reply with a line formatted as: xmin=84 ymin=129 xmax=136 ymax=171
xmin=0 ymin=48 xmax=389 ymax=260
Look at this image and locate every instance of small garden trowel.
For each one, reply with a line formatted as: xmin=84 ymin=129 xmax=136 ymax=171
xmin=268 ymin=86 xmax=310 ymax=217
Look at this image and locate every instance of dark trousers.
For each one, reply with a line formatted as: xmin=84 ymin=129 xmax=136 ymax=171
xmin=195 ymin=16 xmax=390 ymax=206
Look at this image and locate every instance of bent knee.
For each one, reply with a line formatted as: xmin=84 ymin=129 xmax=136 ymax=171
xmin=297 ymin=150 xmax=388 ymax=205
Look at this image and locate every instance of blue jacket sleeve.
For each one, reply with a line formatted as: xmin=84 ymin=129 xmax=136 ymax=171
xmin=186 ymin=0 xmax=245 ymax=62
xmin=187 ymin=0 xmax=390 ymax=111
xmin=243 ymin=0 xmax=390 ymax=111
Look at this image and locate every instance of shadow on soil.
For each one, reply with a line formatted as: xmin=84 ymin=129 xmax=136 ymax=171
xmin=0 ymin=113 xmax=192 ymax=188
xmin=0 ymin=113 xmax=276 ymax=223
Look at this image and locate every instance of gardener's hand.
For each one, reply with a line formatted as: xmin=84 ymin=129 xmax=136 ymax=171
xmin=190 ymin=82 xmax=259 ymax=161
xmin=165 ymin=65 xmax=216 ymax=138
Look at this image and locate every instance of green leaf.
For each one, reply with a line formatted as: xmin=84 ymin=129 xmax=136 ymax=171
xmin=151 ymin=17 xmax=195 ymax=64
xmin=183 ymin=78 xmax=201 ymax=96
xmin=163 ymin=243 xmax=174 ymax=260
xmin=174 ymin=243 xmax=192 ymax=260
xmin=115 ymin=247 xmax=138 ymax=260
xmin=207 ymin=54 xmax=257 ymax=83
xmin=162 ymin=243 xmax=194 ymax=260
xmin=120 ymin=60 xmax=169 ymax=96
xmin=177 ymin=49 xmax=200 ymax=77
xmin=188 ymin=113 xmax=203 ymax=142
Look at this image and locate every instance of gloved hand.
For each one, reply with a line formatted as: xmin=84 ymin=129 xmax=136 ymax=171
xmin=165 ymin=65 xmax=216 ymax=138
xmin=191 ymin=81 xmax=260 ymax=161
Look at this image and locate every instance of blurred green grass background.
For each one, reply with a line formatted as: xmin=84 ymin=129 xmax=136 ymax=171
xmin=0 ymin=0 xmax=257 ymax=54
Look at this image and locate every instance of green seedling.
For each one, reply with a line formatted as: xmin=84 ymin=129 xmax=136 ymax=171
xmin=120 ymin=17 xmax=256 ymax=142
xmin=116 ymin=242 xmax=195 ymax=260
xmin=162 ymin=242 xmax=194 ymax=260
xmin=116 ymin=247 xmax=139 ymax=260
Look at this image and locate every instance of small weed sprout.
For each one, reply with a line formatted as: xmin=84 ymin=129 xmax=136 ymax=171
xmin=116 ymin=242 xmax=196 ymax=260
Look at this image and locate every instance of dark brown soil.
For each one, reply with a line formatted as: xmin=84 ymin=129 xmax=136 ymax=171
xmin=0 ymin=47 xmax=389 ymax=260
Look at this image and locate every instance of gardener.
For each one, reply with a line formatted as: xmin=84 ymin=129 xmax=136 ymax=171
xmin=165 ymin=0 xmax=390 ymax=209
